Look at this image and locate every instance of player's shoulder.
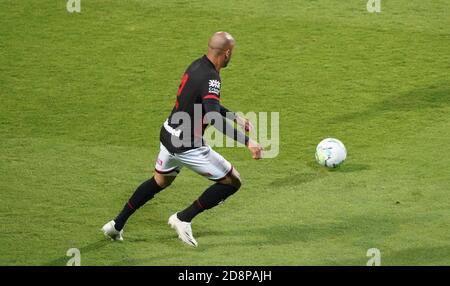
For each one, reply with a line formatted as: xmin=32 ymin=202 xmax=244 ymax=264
xmin=188 ymin=55 xmax=220 ymax=81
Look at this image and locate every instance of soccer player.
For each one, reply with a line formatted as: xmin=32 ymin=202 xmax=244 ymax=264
xmin=102 ymin=32 xmax=263 ymax=247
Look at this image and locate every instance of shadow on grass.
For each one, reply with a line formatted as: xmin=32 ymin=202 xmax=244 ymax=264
xmin=196 ymin=215 xmax=400 ymax=248
xmin=44 ymin=240 xmax=110 ymax=266
xmin=332 ymin=85 xmax=450 ymax=123
xmin=306 ymin=160 xmax=369 ymax=173
xmin=270 ymin=162 xmax=370 ymax=187
xmin=269 ymin=172 xmax=321 ymax=187
xmin=329 ymin=163 xmax=370 ymax=173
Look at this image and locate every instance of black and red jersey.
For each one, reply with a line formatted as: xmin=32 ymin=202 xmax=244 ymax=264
xmin=160 ymin=55 xmax=247 ymax=154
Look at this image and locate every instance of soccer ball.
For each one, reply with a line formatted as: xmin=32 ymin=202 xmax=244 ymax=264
xmin=315 ymin=138 xmax=347 ymax=168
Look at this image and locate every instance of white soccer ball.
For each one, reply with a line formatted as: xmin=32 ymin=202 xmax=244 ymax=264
xmin=315 ymin=138 xmax=347 ymax=168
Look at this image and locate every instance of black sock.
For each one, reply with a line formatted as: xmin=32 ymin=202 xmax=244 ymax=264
xmin=114 ymin=177 xmax=164 ymax=230
xmin=177 ymin=183 xmax=239 ymax=222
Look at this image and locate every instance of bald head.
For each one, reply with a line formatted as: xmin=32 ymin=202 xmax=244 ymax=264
xmin=208 ymin=31 xmax=235 ymax=54
xmin=207 ymin=32 xmax=235 ymax=70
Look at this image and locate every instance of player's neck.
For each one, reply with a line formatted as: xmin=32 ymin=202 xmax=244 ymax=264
xmin=206 ymin=54 xmax=222 ymax=72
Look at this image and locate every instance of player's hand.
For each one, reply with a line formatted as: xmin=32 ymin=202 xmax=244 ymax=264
xmin=236 ymin=115 xmax=253 ymax=132
xmin=247 ymin=139 xmax=263 ymax=160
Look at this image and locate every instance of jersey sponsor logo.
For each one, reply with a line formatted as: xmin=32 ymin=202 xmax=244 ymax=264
xmin=208 ymin=79 xmax=221 ymax=95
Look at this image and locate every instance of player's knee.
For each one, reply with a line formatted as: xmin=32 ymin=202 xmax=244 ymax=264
xmin=154 ymin=174 xmax=175 ymax=189
xmin=232 ymin=176 xmax=241 ymax=190
xmin=218 ymin=177 xmax=240 ymax=190
xmin=158 ymin=181 xmax=172 ymax=189
xmin=230 ymin=169 xmax=242 ymax=190
xmin=217 ymin=168 xmax=241 ymax=190
xmin=217 ymin=179 xmax=240 ymax=194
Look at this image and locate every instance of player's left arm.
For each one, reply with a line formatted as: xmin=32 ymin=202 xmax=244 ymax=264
xmin=201 ymin=76 xmax=262 ymax=159
xmin=220 ymin=104 xmax=253 ymax=132
xmin=219 ymin=105 xmax=234 ymax=119
xmin=202 ymin=75 xmax=253 ymax=133
xmin=203 ymin=100 xmax=249 ymax=146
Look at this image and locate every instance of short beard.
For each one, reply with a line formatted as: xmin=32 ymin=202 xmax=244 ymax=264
xmin=223 ymin=56 xmax=231 ymax=68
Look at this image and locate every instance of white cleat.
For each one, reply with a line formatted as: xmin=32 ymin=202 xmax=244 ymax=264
xmin=101 ymin=220 xmax=124 ymax=241
xmin=168 ymin=213 xmax=198 ymax=247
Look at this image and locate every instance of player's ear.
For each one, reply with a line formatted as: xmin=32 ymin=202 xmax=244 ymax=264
xmin=225 ymin=49 xmax=232 ymax=60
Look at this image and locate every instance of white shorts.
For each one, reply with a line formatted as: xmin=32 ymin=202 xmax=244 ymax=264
xmin=154 ymin=143 xmax=233 ymax=181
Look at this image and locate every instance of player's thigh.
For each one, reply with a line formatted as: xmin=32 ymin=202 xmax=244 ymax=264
xmin=176 ymin=146 xmax=234 ymax=182
xmin=154 ymin=143 xmax=182 ymax=188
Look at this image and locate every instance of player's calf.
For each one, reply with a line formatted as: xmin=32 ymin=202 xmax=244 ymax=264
xmin=111 ymin=174 xmax=176 ymax=232
xmin=177 ymin=167 xmax=242 ymax=222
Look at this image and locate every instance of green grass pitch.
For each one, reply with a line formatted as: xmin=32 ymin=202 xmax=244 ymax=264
xmin=1 ymin=0 xmax=449 ymax=265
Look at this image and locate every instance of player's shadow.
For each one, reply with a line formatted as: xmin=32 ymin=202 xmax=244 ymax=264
xmin=44 ymin=240 xmax=109 ymax=266
xmin=268 ymin=172 xmax=321 ymax=187
xmin=196 ymin=214 xmax=401 ymax=250
xmin=331 ymin=85 xmax=450 ymax=123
